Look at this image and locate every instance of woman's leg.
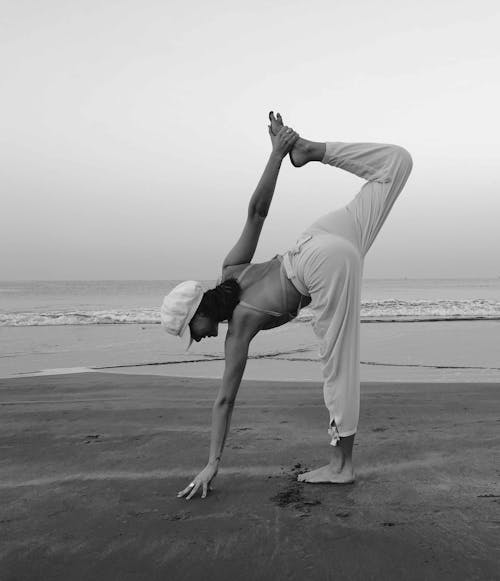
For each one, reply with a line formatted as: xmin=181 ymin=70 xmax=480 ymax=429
xmin=270 ymin=113 xmax=413 ymax=256
xmin=298 ymin=434 xmax=355 ymax=483
xmin=273 ymin=113 xmax=414 ymax=483
xmin=294 ymin=233 xmax=362 ymax=484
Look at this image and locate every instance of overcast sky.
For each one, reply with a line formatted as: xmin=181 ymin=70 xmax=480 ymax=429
xmin=2 ymin=0 xmax=499 ymax=280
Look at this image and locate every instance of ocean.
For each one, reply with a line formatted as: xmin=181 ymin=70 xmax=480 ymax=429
xmin=2 ymin=278 xmax=500 ymax=326
xmin=1 ymin=279 xmax=500 ymax=381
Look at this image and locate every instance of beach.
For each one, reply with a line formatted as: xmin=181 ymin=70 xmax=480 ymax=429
xmin=1 ymin=278 xmax=499 ymax=579
xmin=2 ymin=278 xmax=500 ymax=383
xmin=1 ymin=372 xmax=499 ymax=580
xmin=2 ymin=319 xmax=500 ymax=383
xmin=3 ymin=0 xmax=500 ymax=576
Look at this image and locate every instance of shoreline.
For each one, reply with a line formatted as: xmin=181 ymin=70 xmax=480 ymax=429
xmin=3 ymin=320 xmax=500 ymax=383
xmin=6 ymin=363 xmax=500 ymax=382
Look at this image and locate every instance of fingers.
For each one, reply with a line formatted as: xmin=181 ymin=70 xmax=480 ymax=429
xmin=177 ymin=480 xmax=213 ymax=500
xmin=177 ymin=479 xmax=199 ymax=499
xmin=274 ymin=127 xmax=299 ymax=155
xmin=278 ymin=128 xmax=299 ymax=145
xmin=177 ymin=484 xmax=193 ymax=498
xmin=185 ymin=482 xmax=201 ymax=500
xmin=278 ymin=126 xmax=297 ymax=137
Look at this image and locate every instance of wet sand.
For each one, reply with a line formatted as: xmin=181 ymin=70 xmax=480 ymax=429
xmin=3 ymin=320 xmax=500 ymax=383
xmin=1 ymin=373 xmax=498 ymax=580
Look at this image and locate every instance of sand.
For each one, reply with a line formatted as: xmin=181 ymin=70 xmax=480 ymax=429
xmin=0 ymin=372 xmax=498 ymax=580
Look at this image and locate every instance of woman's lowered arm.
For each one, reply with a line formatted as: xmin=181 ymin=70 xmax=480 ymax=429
xmin=177 ymin=325 xmax=256 ymax=500
xmin=207 ymin=328 xmax=252 ymax=465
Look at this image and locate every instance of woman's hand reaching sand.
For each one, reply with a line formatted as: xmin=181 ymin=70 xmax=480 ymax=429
xmin=177 ymin=463 xmax=218 ymax=500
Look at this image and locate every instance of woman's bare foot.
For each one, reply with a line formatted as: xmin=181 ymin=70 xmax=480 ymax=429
xmin=297 ymin=463 xmax=355 ymax=484
xmin=268 ymin=111 xmax=318 ymax=167
xmin=297 ymin=435 xmax=356 ymax=484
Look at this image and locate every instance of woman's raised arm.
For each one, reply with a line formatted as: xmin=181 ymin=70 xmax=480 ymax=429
xmin=222 ymin=125 xmax=299 ymax=270
xmin=248 ymin=125 xmax=299 ymax=217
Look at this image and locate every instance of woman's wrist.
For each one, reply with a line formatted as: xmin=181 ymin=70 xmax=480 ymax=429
xmin=269 ymin=151 xmax=284 ymax=163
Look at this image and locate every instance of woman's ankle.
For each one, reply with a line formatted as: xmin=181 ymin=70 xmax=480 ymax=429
xmin=297 ymin=139 xmax=325 ymax=161
xmin=290 ymin=139 xmax=325 ymax=167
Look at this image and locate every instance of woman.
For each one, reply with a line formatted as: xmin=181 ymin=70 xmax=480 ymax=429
xmin=161 ymin=112 xmax=413 ymax=499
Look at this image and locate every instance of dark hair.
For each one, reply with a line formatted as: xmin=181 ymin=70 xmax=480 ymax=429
xmin=196 ymin=278 xmax=241 ymax=322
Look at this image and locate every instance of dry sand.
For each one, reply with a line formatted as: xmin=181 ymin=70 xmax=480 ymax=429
xmin=0 ymin=373 xmax=498 ymax=580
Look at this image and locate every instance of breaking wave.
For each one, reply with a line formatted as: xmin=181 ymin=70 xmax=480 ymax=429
xmin=2 ymin=299 xmax=500 ymax=327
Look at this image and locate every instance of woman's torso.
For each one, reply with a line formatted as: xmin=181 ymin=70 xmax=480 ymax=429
xmin=222 ymin=257 xmax=310 ymax=331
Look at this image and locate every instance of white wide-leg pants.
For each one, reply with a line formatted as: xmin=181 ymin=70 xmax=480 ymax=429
xmin=282 ymin=142 xmax=413 ymax=445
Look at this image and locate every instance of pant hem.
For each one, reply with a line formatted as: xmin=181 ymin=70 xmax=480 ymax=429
xmin=339 ymin=429 xmax=357 ymax=438
xmin=329 ymin=429 xmax=357 ymax=446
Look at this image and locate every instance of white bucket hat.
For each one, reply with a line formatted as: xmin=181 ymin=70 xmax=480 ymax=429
xmin=160 ymin=281 xmax=204 ymax=350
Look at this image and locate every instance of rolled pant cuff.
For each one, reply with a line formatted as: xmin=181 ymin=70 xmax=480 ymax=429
xmin=328 ymin=426 xmax=357 ymax=446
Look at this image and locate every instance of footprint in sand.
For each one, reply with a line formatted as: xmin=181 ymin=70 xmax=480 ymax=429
xmin=336 ymin=511 xmax=350 ymax=518
xmin=164 ymin=512 xmax=191 ymax=521
xmin=83 ymin=434 xmax=101 ymax=444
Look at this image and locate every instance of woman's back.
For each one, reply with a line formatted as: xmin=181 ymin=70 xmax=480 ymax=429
xmin=224 ymin=258 xmax=283 ymax=311
xmin=223 ymin=257 xmax=309 ymax=327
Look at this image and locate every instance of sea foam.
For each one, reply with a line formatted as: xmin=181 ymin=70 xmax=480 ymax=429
xmin=2 ymin=298 xmax=500 ymax=327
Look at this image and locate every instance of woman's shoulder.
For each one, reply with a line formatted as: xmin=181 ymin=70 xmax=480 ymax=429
xmin=221 ymin=263 xmax=252 ymax=283
xmin=222 ymin=257 xmax=280 ymax=285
